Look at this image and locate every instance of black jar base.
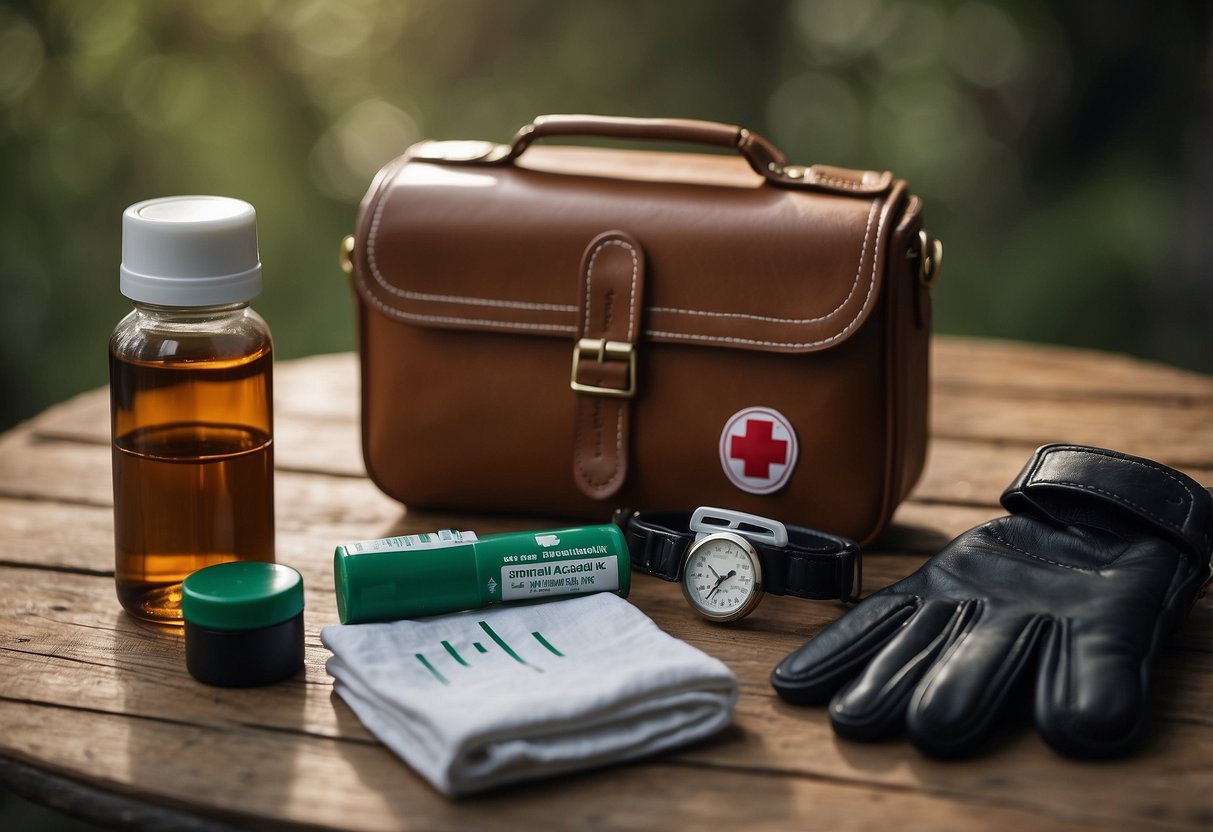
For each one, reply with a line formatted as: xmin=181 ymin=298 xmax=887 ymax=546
xmin=184 ymin=612 xmax=304 ymax=687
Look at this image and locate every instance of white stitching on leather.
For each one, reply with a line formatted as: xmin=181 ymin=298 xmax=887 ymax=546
xmin=575 ymin=236 xmax=636 ymax=492
xmin=573 ymin=404 xmax=624 ymax=490
xmin=363 ymin=163 xmax=885 ymax=347
xmin=810 ymin=170 xmax=888 ymax=191
xmin=646 ymin=202 xmax=877 ymax=325
xmin=986 ymin=525 xmax=1100 ymax=574
xmin=1049 ymin=481 xmax=1189 ymax=532
xmin=1033 ymin=448 xmax=1196 ymax=530
xmin=361 ymin=288 xmax=576 ymax=332
xmin=394 ymin=290 xmax=575 ymax=313
xmin=366 ymin=176 xmax=576 ymax=313
xmin=812 ymin=174 xmax=864 ymax=191
xmin=581 ymin=237 xmax=638 ymax=339
xmin=642 ymin=201 xmax=886 ymax=349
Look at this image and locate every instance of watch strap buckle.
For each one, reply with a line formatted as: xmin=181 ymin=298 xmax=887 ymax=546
xmin=690 ymin=506 xmax=789 ymax=547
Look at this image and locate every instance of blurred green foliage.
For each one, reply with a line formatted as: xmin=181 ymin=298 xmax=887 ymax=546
xmin=1 ymin=0 xmax=1210 ymax=431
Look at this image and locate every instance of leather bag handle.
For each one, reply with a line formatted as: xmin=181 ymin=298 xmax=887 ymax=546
xmin=405 ymin=114 xmax=893 ymax=194
xmin=506 ymin=114 xmax=787 ymax=179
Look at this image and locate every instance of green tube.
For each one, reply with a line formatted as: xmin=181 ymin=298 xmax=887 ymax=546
xmin=334 ymin=524 xmax=630 ymax=624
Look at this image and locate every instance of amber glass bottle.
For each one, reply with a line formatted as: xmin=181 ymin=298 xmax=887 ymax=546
xmin=110 ymin=197 xmax=274 ymax=624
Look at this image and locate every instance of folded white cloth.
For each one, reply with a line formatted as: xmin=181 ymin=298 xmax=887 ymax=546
xmin=321 ymin=592 xmax=738 ymax=796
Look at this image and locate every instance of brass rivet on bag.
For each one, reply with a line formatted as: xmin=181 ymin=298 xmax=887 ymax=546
xmin=909 ymin=231 xmax=943 ymax=289
xmin=917 ymin=230 xmax=943 ymax=288
xmin=339 ymin=234 xmax=355 ymax=276
xmin=768 ymin=162 xmax=806 ymax=180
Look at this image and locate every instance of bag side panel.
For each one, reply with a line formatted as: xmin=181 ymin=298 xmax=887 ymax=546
xmin=871 ymin=196 xmax=930 ymax=542
xmin=891 ymin=198 xmax=931 ymax=508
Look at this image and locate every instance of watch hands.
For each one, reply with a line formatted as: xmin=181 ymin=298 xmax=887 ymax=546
xmin=705 ymin=569 xmax=737 ymax=600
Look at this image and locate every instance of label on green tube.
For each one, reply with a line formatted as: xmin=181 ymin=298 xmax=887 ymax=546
xmin=344 ymin=530 xmax=478 ymax=554
xmin=501 ymin=556 xmax=619 ymax=600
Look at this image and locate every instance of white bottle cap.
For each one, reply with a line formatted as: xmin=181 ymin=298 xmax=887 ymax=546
xmin=120 ymin=196 xmax=262 ymax=306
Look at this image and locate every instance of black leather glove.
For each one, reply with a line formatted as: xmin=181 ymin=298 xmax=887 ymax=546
xmin=771 ymin=444 xmax=1212 ymax=758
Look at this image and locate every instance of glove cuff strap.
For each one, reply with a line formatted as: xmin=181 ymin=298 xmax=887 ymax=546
xmin=1001 ymin=444 xmax=1212 ymax=558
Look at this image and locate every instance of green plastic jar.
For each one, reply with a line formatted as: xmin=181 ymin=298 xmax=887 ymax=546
xmin=182 ymin=561 xmax=304 ymax=686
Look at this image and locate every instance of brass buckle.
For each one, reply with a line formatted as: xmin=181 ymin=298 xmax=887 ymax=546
xmin=570 ymin=338 xmax=636 ymax=398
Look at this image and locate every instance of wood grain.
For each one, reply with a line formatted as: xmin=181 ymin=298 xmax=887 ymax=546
xmin=10 ymin=699 xmax=1170 ymax=832
xmin=1 ymin=338 xmax=1211 ymax=831
xmin=932 ymin=337 xmax=1213 ymax=402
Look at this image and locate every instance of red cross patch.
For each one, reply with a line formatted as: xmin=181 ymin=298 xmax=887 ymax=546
xmin=719 ymin=406 xmax=798 ymax=495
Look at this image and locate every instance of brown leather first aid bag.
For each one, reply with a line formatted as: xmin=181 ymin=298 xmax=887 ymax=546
xmin=346 ymin=115 xmax=940 ymax=544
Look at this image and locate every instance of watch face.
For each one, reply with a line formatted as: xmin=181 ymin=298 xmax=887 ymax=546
xmin=681 ymin=533 xmax=764 ymax=622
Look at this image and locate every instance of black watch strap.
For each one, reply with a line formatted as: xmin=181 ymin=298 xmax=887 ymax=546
xmin=619 ymin=510 xmax=862 ymax=602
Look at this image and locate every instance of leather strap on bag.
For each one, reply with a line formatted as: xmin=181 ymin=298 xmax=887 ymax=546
xmin=571 ymin=230 xmax=645 ymax=499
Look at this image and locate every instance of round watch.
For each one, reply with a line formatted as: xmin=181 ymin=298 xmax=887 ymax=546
xmin=619 ymin=506 xmax=861 ymax=623
xmin=681 ymin=531 xmax=764 ymax=622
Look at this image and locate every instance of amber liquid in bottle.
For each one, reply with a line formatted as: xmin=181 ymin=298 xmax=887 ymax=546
xmin=110 ymin=307 xmax=274 ymax=624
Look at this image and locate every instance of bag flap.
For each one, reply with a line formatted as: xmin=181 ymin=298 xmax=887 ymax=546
xmin=354 ymin=145 xmax=907 ymax=354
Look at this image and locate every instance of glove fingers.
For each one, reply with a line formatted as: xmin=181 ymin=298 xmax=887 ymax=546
xmin=1035 ymin=618 xmax=1150 ymax=758
xmin=771 ymin=593 xmax=918 ymax=705
xmin=905 ymin=611 xmax=1047 ymax=757
xmin=829 ymin=599 xmax=975 ymax=741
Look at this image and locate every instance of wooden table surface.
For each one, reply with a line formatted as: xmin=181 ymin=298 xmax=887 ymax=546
xmin=1 ymin=336 xmax=1210 ymax=831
